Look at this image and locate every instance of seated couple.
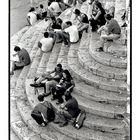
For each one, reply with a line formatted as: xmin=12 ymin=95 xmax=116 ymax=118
xmin=31 ymin=88 xmax=80 ymax=127
xmin=30 ymin=64 xmax=75 ymax=105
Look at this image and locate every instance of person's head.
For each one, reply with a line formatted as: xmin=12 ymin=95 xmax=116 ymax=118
xmin=29 ymin=7 xmax=35 ymax=12
xmin=62 ymin=70 xmax=71 ymax=80
xmin=74 ymin=9 xmax=81 ymax=16
xmin=64 ymin=89 xmax=72 ymax=101
xmin=55 ymin=63 xmax=62 ymax=71
xmin=56 ymin=18 xmax=63 ymax=25
xmin=44 ymin=32 xmax=49 ymax=38
xmin=65 ymin=21 xmax=72 ymax=27
xmin=14 ymin=46 xmax=21 ymax=52
xmin=38 ymin=94 xmax=44 ymax=102
xmin=40 ymin=4 xmax=43 ymax=9
xmin=104 ymin=14 xmax=112 ymax=21
xmin=56 ymin=0 xmax=61 ymax=2
xmin=95 ymin=2 xmax=103 ymax=11
xmin=50 ymin=16 xmax=56 ymax=23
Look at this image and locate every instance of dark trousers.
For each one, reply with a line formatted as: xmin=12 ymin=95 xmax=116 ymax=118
xmin=52 ymin=87 xmax=66 ymax=103
xmin=56 ymin=31 xmax=70 ymax=45
xmin=31 ymin=112 xmax=44 ymax=125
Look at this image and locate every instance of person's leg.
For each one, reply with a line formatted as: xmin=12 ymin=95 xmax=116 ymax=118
xmin=56 ymin=88 xmax=66 ymax=104
xmin=78 ymin=24 xmax=89 ymax=32
xmin=44 ymin=80 xmax=58 ymax=96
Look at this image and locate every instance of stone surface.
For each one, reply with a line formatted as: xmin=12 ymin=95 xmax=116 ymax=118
xmin=74 ymin=81 xmax=128 ymax=106
xmin=78 ymin=32 xmax=127 ymax=80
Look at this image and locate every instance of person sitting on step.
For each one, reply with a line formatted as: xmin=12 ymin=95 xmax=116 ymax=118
xmin=10 ymin=46 xmax=31 ymax=75
xmin=38 ymin=31 xmax=56 ymax=53
xmin=96 ymin=14 xmax=121 ymax=52
xmin=30 ymin=64 xmax=63 ymax=97
xmin=36 ymin=4 xmax=47 ymax=20
xmin=89 ymin=1 xmax=106 ymax=32
xmin=73 ymin=9 xmax=89 ymax=38
xmin=31 ymin=94 xmax=55 ymax=127
xmin=51 ymin=69 xmax=75 ymax=105
xmin=27 ymin=7 xmax=37 ymax=26
xmin=54 ymin=89 xmax=80 ymax=127
xmin=48 ymin=0 xmax=62 ymax=17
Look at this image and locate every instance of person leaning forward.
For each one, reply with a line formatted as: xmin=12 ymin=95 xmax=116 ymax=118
xmin=30 ymin=63 xmax=63 ymax=97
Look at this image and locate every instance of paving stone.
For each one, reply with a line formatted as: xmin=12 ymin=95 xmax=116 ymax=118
xmin=11 ymin=120 xmax=36 ymax=140
xmin=11 ymin=129 xmax=20 ymax=140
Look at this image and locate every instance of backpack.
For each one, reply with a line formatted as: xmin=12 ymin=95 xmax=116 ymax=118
xmin=74 ymin=109 xmax=86 ymax=129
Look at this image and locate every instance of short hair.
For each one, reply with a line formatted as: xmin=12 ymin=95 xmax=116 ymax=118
xmin=40 ymin=4 xmax=43 ymax=9
xmin=44 ymin=32 xmax=49 ymax=38
xmin=104 ymin=14 xmax=112 ymax=20
xmin=65 ymin=21 xmax=72 ymax=26
xmin=14 ymin=46 xmax=21 ymax=52
xmin=29 ymin=7 xmax=35 ymax=12
xmin=38 ymin=94 xmax=44 ymax=102
xmin=74 ymin=9 xmax=80 ymax=16
xmin=57 ymin=63 xmax=62 ymax=68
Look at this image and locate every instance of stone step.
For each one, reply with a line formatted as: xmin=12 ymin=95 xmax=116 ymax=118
xmin=11 ymin=129 xmax=20 ymax=140
xmin=56 ymin=44 xmax=69 ymax=69
xmin=68 ymin=38 xmax=127 ymax=94
xmin=10 ymin=98 xmax=41 ymax=140
xmin=103 ymin=41 xmax=127 ymax=57
xmin=78 ymin=33 xmax=127 ymax=80
xmin=23 ymin=83 xmax=125 ymax=140
xmin=36 ymin=52 xmax=51 ymax=75
xmin=11 ymin=26 xmax=30 ymax=46
xmin=17 ymin=97 xmax=76 ymax=140
xmin=46 ymin=44 xmax=62 ymax=72
xmin=89 ymin=33 xmax=127 ymax=69
xmin=74 ymin=81 xmax=128 ymax=106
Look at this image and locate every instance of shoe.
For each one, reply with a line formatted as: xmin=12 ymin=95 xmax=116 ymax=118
xmin=53 ymin=119 xmax=60 ymax=124
xmin=96 ymin=47 xmax=103 ymax=52
xmin=30 ymin=83 xmax=39 ymax=87
xmin=59 ymin=121 xmax=68 ymax=127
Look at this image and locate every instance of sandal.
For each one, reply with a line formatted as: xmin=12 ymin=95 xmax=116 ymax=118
xmin=96 ymin=47 xmax=103 ymax=52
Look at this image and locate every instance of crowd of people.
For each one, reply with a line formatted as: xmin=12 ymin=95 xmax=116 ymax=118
xmin=11 ymin=0 xmax=127 ymax=128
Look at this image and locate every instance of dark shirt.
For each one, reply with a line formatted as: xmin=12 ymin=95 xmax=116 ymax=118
xmin=96 ymin=9 xmax=106 ymax=26
xmin=53 ymin=68 xmax=63 ymax=82
xmin=81 ymin=13 xmax=89 ymax=24
xmin=52 ymin=22 xmax=62 ymax=29
xmin=18 ymin=48 xmax=31 ymax=66
xmin=108 ymin=19 xmax=121 ymax=34
xmin=65 ymin=97 xmax=80 ymax=118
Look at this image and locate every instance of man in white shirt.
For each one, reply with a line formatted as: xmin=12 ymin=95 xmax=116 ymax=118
xmin=27 ymin=7 xmax=37 ymax=25
xmin=38 ymin=32 xmax=55 ymax=53
xmin=48 ymin=0 xmax=62 ymax=16
xmin=64 ymin=21 xmax=79 ymax=43
xmin=55 ymin=21 xmax=79 ymax=47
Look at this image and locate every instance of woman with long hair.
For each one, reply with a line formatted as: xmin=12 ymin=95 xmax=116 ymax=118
xmin=89 ymin=1 xmax=106 ymax=31
xmin=51 ymin=69 xmax=75 ymax=104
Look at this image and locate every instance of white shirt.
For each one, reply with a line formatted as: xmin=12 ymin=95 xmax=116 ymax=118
xmin=40 ymin=37 xmax=54 ymax=52
xmin=48 ymin=2 xmax=61 ymax=13
xmin=64 ymin=25 xmax=79 ymax=43
xmin=27 ymin=12 xmax=37 ymax=25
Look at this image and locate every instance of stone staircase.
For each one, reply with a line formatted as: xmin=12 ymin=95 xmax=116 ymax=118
xmin=10 ymin=1 xmax=129 ymax=140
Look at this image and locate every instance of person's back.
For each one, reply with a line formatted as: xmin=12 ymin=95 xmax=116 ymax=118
xmin=18 ymin=48 xmax=31 ymax=66
xmin=27 ymin=8 xmax=37 ymax=25
xmin=49 ymin=1 xmax=61 ymax=13
xmin=64 ymin=25 xmax=79 ymax=43
xmin=65 ymin=96 xmax=80 ymax=118
xmin=40 ymin=37 xmax=54 ymax=52
xmin=108 ymin=18 xmax=121 ymax=35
